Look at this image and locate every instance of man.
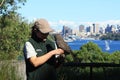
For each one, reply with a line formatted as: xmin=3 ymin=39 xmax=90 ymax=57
xmin=23 ymin=18 xmax=64 ymax=80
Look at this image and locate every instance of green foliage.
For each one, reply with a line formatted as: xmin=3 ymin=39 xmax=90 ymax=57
xmin=0 ymin=0 xmax=31 ymax=60
xmin=0 ymin=11 xmax=30 ymax=60
xmin=65 ymin=54 xmax=74 ymax=62
xmin=107 ymin=51 xmax=120 ymax=63
xmin=0 ymin=0 xmax=27 ymax=60
xmin=74 ymin=41 xmax=104 ymax=62
xmin=61 ymin=41 xmax=120 ymax=64
xmin=58 ymin=43 xmax=120 ymax=80
xmin=0 ymin=0 xmax=26 ymax=15
xmin=100 ymin=33 xmax=120 ymax=40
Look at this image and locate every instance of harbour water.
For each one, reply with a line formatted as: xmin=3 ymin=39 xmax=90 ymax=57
xmin=67 ymin=40 xmax=120 ymax=53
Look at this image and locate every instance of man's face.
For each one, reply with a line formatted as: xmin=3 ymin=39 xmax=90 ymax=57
xmin=36 ymin=30 xmax=49 ymax=41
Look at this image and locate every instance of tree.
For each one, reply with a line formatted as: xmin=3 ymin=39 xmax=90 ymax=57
xmin=75 ymin=41 xmax=104 ymax=62
xmin=0 ymin=0 xmax=26 ymax=15
xmin=0 ymin=14 xmax=30 ymax=60
xmin=0 ymin=0 xmax=30 ymax=60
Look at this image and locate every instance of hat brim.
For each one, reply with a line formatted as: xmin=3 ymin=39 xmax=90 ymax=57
xmin=39 ymin=28 xmax=54 ymax=33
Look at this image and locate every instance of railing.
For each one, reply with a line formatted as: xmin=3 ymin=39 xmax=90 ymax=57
xmin=1 ymin=61 xmax=120 ymax=80
xmin=63 ymin=62 xmax=120 ymax=80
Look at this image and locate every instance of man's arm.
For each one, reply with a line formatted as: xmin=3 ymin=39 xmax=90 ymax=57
xmin=29 ymin=49 xmax=64 ymax=67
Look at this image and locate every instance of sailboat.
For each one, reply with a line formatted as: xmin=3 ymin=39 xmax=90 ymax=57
xmin=105 ymin=40 xmax=110 ymax=51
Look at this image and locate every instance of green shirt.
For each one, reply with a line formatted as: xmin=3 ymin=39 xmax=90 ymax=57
xmin=25 ymin=38 xmax=57 ymax=80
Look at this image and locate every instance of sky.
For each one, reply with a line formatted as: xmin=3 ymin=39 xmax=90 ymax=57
xmin=18 ymin=0 xmax=120 ymax=31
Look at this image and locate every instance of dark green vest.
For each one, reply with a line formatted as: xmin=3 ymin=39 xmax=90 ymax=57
xmin=25 ymin=38 xmax=57 ymax=80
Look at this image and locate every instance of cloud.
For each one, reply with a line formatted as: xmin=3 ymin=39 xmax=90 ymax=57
xmin=51 ymin=20 xmax=120 ymax=29
xmin=29 ymin=18 xmax=120 ymax=32
xmin=100 ymin=20 xmax=120 ymax=25
xmin=49 ymin=20 xmax=80 ymax=32
xmin=49 ymin=21 xmax=62 ymax=32
xmin=82 ymin=20 xmax=120 ymax=27
xmin=49 ymin=20 xmax=120 ymax=32
xmin=58 ymin=20 xmax=75 ymax=26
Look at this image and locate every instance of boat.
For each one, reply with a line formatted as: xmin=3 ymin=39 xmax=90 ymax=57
xmin=105 ymin=40 xmax=110 ymax=51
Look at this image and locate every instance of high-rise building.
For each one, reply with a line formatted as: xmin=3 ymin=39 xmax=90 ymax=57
xmin=111 ymin=25 xmax=116 ymax=33
xmin=79 ymin=25 xmax=85 ymax=32
xmin=62 ymin=25 xmax=72 ymax=37
xmin=93 ymin=23 xmax=99 ymax=33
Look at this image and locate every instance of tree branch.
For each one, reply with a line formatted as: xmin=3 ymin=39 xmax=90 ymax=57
xmin=0 ymin=0 xmax=5 ymax=7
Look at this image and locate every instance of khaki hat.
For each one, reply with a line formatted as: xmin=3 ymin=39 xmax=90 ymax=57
xmin=34 ymin=18 xmax=54 ymax=33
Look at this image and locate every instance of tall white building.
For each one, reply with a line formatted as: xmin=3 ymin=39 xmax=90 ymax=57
xmin=93 ymin=23 xmax=99 ymax=34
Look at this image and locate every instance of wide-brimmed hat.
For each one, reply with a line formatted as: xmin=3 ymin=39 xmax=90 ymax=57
xmin=34 ymin=18 xmax=54 ymax=33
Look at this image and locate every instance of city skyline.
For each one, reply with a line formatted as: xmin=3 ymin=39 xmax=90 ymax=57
xmin=18 ymin=0 xmax=120 ymax=31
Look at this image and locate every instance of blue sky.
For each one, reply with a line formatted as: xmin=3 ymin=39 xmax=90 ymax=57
xmin=18 ymin=0 xmax=120 ymax=31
